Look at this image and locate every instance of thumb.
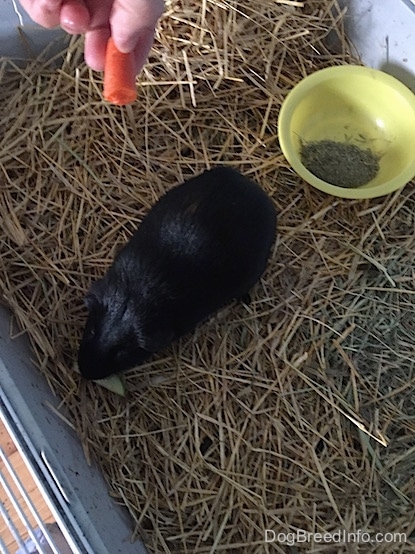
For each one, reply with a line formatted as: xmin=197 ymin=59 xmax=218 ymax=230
xmin=60 ymin=0 xmax=90 ymax=34
xmin=109 ymin=0 xmax=164 ymax=53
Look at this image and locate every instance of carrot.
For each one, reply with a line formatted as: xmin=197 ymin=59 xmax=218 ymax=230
xmin=103 ymin=37 xmax=137 ymax=106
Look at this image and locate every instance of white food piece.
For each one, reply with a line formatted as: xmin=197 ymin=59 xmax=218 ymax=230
xmin=93 ymin=375 xmax=126 ymax=396
xmin=73 ymin=362 xmax=126 ymax=396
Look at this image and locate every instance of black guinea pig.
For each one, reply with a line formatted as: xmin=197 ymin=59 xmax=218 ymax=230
xmin=78 ymin=166 xmax=276 ymax=380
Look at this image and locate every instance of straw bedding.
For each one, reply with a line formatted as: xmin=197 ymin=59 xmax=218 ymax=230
xmin=1 ymin=1 xmax=415 ymax=552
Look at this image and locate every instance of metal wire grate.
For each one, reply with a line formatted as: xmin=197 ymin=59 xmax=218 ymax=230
xmin=0 ymin=396 xmax=94 ymax=554
xmin=1 ymin=445 xmax=71 ymax=554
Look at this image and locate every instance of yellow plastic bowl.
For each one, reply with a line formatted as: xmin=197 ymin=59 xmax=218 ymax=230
xmin=278 ymin=65 xmax=415 ymax=199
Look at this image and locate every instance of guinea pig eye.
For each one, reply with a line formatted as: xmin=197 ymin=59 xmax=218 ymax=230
xmin=85 ymin=326 xmax=96 ymax=339
xmin=113 ymin=349 xmax=124 ymax=362
xmin=84 ymin=294 xmax=98 ymax=310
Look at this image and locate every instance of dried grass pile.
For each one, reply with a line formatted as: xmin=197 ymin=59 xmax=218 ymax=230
xmin=1 ymin=0 xmax=415 ymax=552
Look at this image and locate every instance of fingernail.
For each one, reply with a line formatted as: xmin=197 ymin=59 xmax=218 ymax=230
xmin=60 ymin=3 xmax=90 ymax=34
xmin=61 ymin=17 xmax=86 ymax=33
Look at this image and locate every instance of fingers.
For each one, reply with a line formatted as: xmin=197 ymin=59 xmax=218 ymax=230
xmin=19 ymin=0 xmax=63 ymax=28
xmin=84 ymin=28 xmax=111 ymax=71
xmin=109 ymin=0 xmax=164 ymax=53
xmin=19 ymin=0 xmax=90 ymax=33
xmin=82 ymin=0 xmax=113 ymax=70
xmin=84 ymin=0 xmax=164 ymax=73
xmin=84 ymin=26 xmax=155 ymax=74
xmin=19 ymin=0 xmax=164 ymax=74
xmin=131 ymin=27 xmax=157 ymax=75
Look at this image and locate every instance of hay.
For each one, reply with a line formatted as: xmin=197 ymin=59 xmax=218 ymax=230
xmin=1 ymin=0 xmax=415 ymax=552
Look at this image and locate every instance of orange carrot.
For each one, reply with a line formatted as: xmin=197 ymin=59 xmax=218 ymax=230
xmin=103 ymin=37 xmax=137 ymax=106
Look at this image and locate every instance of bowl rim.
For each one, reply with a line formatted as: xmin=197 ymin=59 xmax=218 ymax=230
xmin=278 ymin=64 xmax=415 ymax=199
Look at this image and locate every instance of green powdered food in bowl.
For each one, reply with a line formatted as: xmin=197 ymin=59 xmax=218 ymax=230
xmin=300 ymin=140 xmax=380 ymax=188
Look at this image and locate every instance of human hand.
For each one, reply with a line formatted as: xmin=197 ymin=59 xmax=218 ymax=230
xmin=19 ymin=0 xmax=164 ymax=72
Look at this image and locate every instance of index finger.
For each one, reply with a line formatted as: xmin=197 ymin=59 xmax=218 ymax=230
xmin=109 ymin=0 xmax=164 ymax=53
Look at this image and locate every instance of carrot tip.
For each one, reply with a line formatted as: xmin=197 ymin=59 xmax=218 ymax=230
xmin=104 ymin=87 xmax=137 ymax=106
xmin=103 ymin=37 xmax=137 ymax=106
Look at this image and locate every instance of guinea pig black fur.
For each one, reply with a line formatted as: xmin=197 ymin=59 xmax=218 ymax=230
xmin=78 ymin=166 xmax=276 ymax=380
